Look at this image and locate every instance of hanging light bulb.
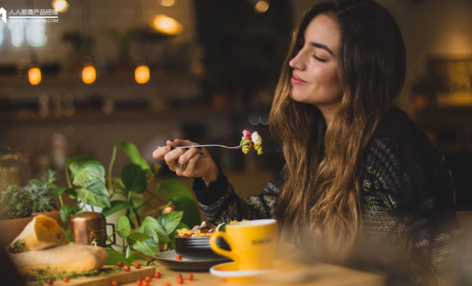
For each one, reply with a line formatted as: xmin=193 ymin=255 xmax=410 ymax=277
xmin=82 ymin=64 xmax=96 ymax=84
xmin=52 ymin=0 xmax=69 ymax=13
xmin=28 ymin=67 xmax=42 ymax=85
xmin=160 ymin=0 xmax=176 ymax=7
xmin=151 ymin=14 xmax=183 ymax=35
xmin=135 ymin=65 xmax=150 ymax=84
xmin=255 ymin=0 xmax=270 ymax=13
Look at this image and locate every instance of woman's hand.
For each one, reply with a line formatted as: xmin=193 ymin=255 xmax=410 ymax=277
xmin=152 ymin=139 xmax=218 ymax=185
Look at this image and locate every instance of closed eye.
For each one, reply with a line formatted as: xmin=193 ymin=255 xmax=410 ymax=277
xmin=314 ymin=55 xmax=327 ymax=62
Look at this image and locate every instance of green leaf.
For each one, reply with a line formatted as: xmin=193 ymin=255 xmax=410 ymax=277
xmin=171 ymin=195 xmax=200 ymax=229
xmin=128 ymin=196 xmax=144 ymax=221
xmin=51 ymin=188 xmax=75 ymax=196
xmin=73 ymin=161 xmax=106 ymax=187
xmin=127 ymin=232 xmax=150 ymax=245
xmin=133 ymin=238 xmax=160 ymax=256
xmin=142 ymin=216 xmax=171 ymax=242
xmin=66 ymin=155 xmax=94 ymax=176
xmin=60 ymin=205 xmax=72 ymax=223
xmin=128 ymin=253 xmax=145 ymax=263
xmin=117 ymin=215 xmax=131 ymax=238
xmin=121 ymin=164 xmax=147 ymax=194
xmin=218 ymin=223 xmax=227 ymax=232
xmin=141 ymin=225 xmax=159 ymax=242
xmin=115 ymin=141 xmax=152 ymax=175
xmin=157 ymin=178 xmax=193 ymax=200
xmin=101 ymin=201 xmax=134 ymax=217
xmin=158 ymin=211 xmax=183 ymax=234
xmin=76 ymin=179 xmax=111 ymax=208
xmin=125 ymin=245 xmax=131 ymax=258
xmin=104 ymin=248 xmax=132 ymax=266
xmin=175 ymin=222 xmax=189 ymax=231
xmin=65 ymin=228 xmax=71 ymax=242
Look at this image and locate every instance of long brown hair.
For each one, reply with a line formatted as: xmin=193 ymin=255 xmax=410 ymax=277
xmin=271 ymin=0 xmax=406 ymax=256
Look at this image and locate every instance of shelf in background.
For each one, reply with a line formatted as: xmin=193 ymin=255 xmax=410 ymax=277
xmin=0 ymin=107 xmax=270 ymax=124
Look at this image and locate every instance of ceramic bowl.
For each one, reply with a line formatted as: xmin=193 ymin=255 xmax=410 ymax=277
xmin=175 ymin=236 xmax=231 ymax=260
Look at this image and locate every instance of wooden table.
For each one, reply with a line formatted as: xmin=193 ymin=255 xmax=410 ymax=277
xmin=120 ymin=260 xmax=384 ymax=286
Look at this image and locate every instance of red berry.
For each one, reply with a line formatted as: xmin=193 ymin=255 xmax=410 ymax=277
xmin=154 ymin=272 xmax=161 ymax=279
xmin=144 ymin=276 xmax=152 ymax=282
xmin=176 ymin=274 xmax=182 ymax=279
xmin=63 ymin=276 xmax=70 ymax=283
xmin=177 ymin=278 xmax=183 ymax=284
xmin=118 ymin=261 xmax=124 ymax=267
xmin=136 ymin=280 xmax=143 ymax=286
xmin=134 ymin=263 xmax=141 ymax=269
xmin=123 ymin=265 xmax=130 ymax=272
xmin=46 ymin=278 xmax=54 ymax=285
xmin=164 ymin=283 xmax=171 ymax=286
xmin=176 ymin=255 xmax=182 ymax=261
xmin=143 ymin=281 xmax=149 ymax=286
xmin=187 ymin=274 xmax=194 ymax=281
xmin=111 ymin=280 xmax=118 ymax=286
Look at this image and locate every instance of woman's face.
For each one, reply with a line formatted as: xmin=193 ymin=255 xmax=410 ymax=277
xmin=289 ymin=14 xmax=343 ymax=109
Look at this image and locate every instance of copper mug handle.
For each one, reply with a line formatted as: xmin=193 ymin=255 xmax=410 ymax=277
xmin=106 ymin=223 xmax=116 ymax=245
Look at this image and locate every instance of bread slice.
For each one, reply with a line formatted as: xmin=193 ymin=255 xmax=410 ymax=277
xmin=9 ymin=244 xmax=109 ymax=274
xmin=7 ymin=215 xmax=67 ymax=253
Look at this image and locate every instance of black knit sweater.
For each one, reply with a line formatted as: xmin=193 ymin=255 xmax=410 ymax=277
xmin=192 ymin=107 xmax=462 ymax=285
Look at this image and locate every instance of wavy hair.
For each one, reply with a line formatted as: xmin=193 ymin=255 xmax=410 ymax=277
xmin=271 ymin=0 xmax=406 ymax=257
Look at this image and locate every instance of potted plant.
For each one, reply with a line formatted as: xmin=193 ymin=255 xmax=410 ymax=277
xmin=23 ymin=170 xmax=65 ymax=228
xmin=52 ymin=140 xmax=200 ymax=265
xmin=0 ymin=186 xmax=34 ymax=245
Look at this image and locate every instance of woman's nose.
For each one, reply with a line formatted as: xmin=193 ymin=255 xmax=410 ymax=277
xmin=289 ymin=50 xmax=305 ymax=71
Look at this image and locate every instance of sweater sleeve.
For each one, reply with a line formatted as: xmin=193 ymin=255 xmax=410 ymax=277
xmin=364 ymin=128 xmax=463 ymax=285
xmin=192 ymin=166 xmax=283 ymax=226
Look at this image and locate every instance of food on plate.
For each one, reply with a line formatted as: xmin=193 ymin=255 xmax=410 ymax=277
xmin=176 ymin=221 xmax=217 ymax=237
xmin=7 ymin=215 xmax=67 ymax=253
xmin=240 ymin=130 xmax=263 ymax=155
xmin=9 ymin=244 xmax=109 ymax=275
xmin=176 ymin=220 xmax=250 ymax=237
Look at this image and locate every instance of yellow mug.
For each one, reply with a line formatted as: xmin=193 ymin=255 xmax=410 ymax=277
xmin=210 ymin=219 xmax=278 ymax=271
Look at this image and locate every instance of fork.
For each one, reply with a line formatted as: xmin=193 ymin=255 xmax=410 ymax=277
xmin=157 ymin=141 xmax=251 ymax=150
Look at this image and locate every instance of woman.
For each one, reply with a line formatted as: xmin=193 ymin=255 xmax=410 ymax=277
xmin=153 ymin=0 xmax=462 ymax=284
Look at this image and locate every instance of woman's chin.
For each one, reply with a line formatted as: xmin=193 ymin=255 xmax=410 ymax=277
xmin=289 ymin=91 xmax=307 ymax=104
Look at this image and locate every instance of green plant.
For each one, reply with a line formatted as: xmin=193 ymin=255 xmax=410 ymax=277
xmin=52 ymin=140 xmax=199 ymax=263
xmin=24 ymin=170 xmax=59 ymax=213
xmin=0 ymin=185 xmax=34 ymax=220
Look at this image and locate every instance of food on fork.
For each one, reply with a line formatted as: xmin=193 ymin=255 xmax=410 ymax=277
xmin=240 ymin=130 xmax=263 ymax=155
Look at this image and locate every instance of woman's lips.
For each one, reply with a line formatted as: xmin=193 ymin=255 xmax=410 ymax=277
xmin=291 ymin=75 xmax=307 ymax=85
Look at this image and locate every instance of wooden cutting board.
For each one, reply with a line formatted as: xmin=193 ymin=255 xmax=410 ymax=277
xmin=26 ymin=266 xmax=155 ymax=286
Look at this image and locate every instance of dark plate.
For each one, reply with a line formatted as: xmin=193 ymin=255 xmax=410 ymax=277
xmin=154 ymin=250 xmax=231 ymax=271
xmin=175 ymin=236 xmax=231 ymax=260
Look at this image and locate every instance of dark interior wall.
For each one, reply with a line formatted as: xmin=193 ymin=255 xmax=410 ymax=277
xmin=194 ymin=0 xmax=293 ymax=102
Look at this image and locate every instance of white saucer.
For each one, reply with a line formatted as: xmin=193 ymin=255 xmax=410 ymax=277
xmin=210 ymin=261 xmax=278 ymax=282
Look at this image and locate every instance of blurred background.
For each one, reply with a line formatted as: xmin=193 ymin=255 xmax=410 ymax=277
xmin=0 ymin=0 xmax=471 ymax=210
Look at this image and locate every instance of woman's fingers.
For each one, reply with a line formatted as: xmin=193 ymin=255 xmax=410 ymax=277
xmin=154 ymin=139 xmax=204 ymax=175
xmin=164 ymin=148 xmax=186 ymax=171
xmin=182 ymin=151 xmax=204 ymax=177
xmin=175 ymin=148 xmax=201 ymax=176
xmin=152 ymin=146 xmax=171 ymax=160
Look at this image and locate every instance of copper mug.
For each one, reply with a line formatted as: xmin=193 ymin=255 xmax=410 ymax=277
xmin=70 ymin=212 xmax=116 ymax=247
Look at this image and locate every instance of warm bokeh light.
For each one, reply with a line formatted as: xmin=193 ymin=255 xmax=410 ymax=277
xmin=52 ymin=0 xmax=69 ymax=13
xmin=135 ymin=65 xmax=150 ymax=84
xmin=28 ymin=67 xmax=41 ymax=85
xmin=152 ymin=14 xmax=183 ymax=35
xmin=82 ymin=65 xmax=96 ymax=84
xmin=255 ymin=0 xmax=270 ymax=13
xmin=160 ymin=0 xmax=176 ymax=7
